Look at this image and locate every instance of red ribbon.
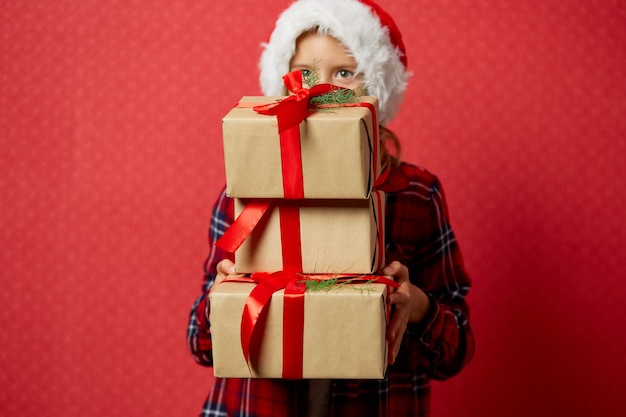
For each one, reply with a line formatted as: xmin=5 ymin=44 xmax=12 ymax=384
xmin=215 ymin=201 xmax=272 ymax=254
xmin=226 ymin=273 xmax=399 ymax=379
xmin=238 ymin=271 xmax=305 ymax=379
xmin=215 ymin=201 xmax=303 ymax=272
xmin=253 ymin=71 xmax=340 ymax=199
xmin=278 ymin=203 xmax=303 ymax=272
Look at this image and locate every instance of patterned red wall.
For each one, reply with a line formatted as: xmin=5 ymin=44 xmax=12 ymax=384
xmin=1 ymin=1 xmax=625 ymax=416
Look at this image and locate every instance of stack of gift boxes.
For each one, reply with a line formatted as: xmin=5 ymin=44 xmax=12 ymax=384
xmin=209 ymin=92 xmax=392 ymax=379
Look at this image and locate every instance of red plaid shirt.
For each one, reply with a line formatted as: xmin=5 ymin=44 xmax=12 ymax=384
xmin=187 ymin=162 xmax=474 ymax=417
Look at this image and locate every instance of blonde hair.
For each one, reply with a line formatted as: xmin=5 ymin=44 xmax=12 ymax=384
xmin=380 ymin=125 xmax=402 ymax=171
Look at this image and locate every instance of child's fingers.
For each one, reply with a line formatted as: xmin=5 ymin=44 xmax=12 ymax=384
xmin=387 ymin=300 xmax=409 ymax=364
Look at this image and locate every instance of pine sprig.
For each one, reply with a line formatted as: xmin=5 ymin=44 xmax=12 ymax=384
xmin=310 ymin=86 xmax=367 ymax=107
xmin=302 ymin=62 xmax=321 ymax=88
xmin=302 ymin=276 xmax=376 ymax=294
xmin=300 ymin=61 xmax=367 ymax=109
xmin=303 ymin=277 xmax=339 ymax=292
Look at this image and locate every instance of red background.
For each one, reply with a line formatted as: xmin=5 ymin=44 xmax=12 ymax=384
xmin=1 ymin=1 xmax=625 ymax=416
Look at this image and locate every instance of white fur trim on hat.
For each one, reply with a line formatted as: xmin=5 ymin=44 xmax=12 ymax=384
xmin=259 ymin=0 xmax=410 ymax=125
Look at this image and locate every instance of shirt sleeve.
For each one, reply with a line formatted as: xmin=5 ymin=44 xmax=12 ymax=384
xmin=187 ymin=188 xmax=234 ymax=367
xmin=385 ymin=165 xmax=474 ymax=380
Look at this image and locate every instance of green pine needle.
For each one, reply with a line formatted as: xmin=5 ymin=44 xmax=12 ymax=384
xmin=302 ymin=276 xmax=376 ymax=294
xmin=300 ymin=61 xmax=368 ymax=109
xmin=303 ymin=277 xmax=339 ymax=292
xmin=310 ymin=87 xmax=366 ymax=107
xmin=302 ymin=63 xmax=321 ymax=88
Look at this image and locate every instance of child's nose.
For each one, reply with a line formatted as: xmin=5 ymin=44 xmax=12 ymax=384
xmin=318 ymin=72 xmax=331 ymax=85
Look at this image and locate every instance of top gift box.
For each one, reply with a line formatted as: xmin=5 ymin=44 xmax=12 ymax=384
xmin=222 ymin=95 xmax=381 ymax=199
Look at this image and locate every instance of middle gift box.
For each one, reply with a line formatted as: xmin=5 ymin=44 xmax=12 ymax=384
xmin=229 ymin=190 xmax=385 ymax=274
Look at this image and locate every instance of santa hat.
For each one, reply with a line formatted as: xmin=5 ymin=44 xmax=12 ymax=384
xmin=259 ymin=0 xmax=410 ymax=125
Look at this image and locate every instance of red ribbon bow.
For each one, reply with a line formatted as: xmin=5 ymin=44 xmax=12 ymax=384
xmin=254 ymin=70 xmax=341 ymax=132
xmin=252 ymin=71 xmax=341 ymax=199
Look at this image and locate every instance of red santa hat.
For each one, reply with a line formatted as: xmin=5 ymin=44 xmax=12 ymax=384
xmin=259 ymin=0 xmax=410 ymax=125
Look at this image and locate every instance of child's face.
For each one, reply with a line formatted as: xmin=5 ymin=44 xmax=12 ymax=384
xmin=290 ymin=32 xmax=364 ymax=90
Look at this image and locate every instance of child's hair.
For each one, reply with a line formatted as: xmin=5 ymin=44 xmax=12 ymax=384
xmin=259 ymin=0 xmax=410 ymax=126
xmin=381 ymin=126 xmax=402 ymax=171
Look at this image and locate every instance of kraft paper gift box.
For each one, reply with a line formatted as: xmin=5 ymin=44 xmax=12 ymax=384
xmin=222 ymin=96 xmax=381 ymax=199
xmin=209 ymin=279 xmax=390 ymax=379
xmin=231 ymin=190 xmax=385 ymax=274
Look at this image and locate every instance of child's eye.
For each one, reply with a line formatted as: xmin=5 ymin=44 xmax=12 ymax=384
xmin=337 ymin=70 xmax=354 ymax=79
xmin=301 ymin=69 xmax=311 ymax=77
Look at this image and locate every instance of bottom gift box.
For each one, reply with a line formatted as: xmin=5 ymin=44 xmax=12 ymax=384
xmin=209 ymin=277 xmax=391 ymax=379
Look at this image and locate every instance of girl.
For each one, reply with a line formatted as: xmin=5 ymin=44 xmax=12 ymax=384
xmin=188 ymin=1 xmax=474 ymax=416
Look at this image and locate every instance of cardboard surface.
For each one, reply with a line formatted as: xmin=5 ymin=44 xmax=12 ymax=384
xmin=233 ymin=190 xmax=385 ymax=274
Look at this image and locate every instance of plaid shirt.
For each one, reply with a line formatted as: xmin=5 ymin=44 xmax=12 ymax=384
xmin=187 ymin=162 xmax=474 ymax=417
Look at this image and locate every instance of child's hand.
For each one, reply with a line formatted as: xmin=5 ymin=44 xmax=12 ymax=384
xmin=383 ymin=261 xmax=431 ymax=365
xmin=210 ymin=259 xmax=243 ymax=294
